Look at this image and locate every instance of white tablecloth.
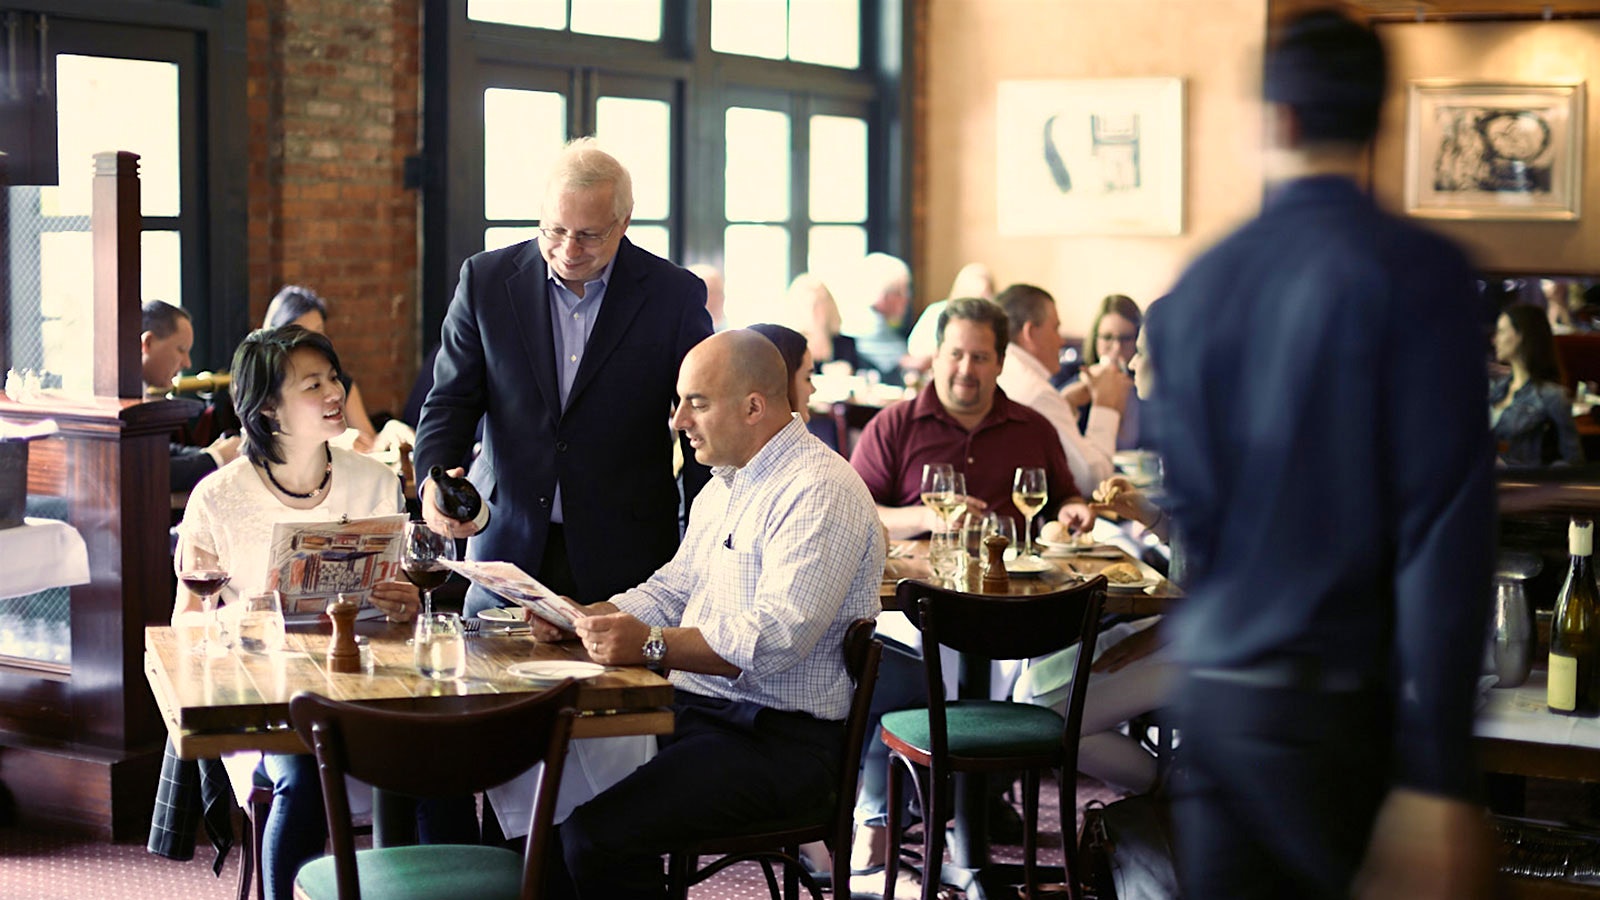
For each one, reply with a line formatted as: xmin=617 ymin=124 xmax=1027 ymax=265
xmin=0 ymin=517 xmax=90 ymax=600
xmin=1475 ymin=670 xmax=1600 ymax=751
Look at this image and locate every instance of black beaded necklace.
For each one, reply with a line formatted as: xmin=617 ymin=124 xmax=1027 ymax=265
xmin=266 ymin=444 xmax=333 ymax=500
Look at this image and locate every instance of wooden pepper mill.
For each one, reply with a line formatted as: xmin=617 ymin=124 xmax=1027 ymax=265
xmin=326 ymin=595 xmax=362 ymax=674
xmin=982 ymin=533 xmax=1010 ymax=593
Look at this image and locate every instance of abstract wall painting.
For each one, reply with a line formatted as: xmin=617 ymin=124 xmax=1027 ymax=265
xmin=1405 ymin=80 xmax=1585 ymax=221
xmin=996 ymin=78 xmax=1185 ymax=236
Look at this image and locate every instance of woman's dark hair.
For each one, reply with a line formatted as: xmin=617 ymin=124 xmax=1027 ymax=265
xmin=1504 ymin=303 xmax=1563 ymax=385
xmin=1082 ymin=294 xmax=1143 ymax=365
xmin=264 ymin=285 xmax=329 ymax=330
xmin=231 ymin=325 xmax=343 ymax=467
xmin=748 ymin=323 xmax=808 ymax=413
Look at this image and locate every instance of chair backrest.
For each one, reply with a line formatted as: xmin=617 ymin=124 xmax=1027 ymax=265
xmin=289 ymin=680 xmax=581 ymax=900
xmin=827 ymin=619 xmax=884 ymax=883
xmin=894 ymin=576 xmax=1106 ymax=770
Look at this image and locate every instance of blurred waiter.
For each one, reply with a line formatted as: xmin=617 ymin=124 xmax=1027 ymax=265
xmin=1147 ymin=11 xmax=1495 ymax=899
xmin=415 ymin=138 xmax=712 ymax=613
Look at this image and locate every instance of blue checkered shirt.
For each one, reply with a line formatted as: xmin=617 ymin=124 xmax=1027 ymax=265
xmin=610 ymin=416 xmax=885 ymax=720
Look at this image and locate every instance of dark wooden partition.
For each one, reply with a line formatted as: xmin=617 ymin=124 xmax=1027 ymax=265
xmin=0 ymin=151 xmax=190 ymax=839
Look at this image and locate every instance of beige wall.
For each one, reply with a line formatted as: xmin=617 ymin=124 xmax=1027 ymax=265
xmin=1373 ymin=20 xmax=1600 ymax=274
xmin=918 ymin=0 xmax=1269 ymax=335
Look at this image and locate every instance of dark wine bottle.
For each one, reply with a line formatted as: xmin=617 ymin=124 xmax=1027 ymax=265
xmin=1549 ymin=517 xmax=1600 ymax=716
xmin=428 ymin=465 xmax=491 ymax=531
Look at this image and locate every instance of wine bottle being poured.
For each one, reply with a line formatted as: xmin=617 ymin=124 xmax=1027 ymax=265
xmin=429 ymin=465 xmax=491 ymax=532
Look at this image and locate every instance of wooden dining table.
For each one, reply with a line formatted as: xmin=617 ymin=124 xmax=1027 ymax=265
xmin=145 ymin=617 xmax=676 ymax=763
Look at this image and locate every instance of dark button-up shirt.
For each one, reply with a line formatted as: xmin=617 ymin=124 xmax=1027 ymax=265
xmin=1147 ymin=175 xmax=1495 ymax=801
xmin=849 ymin=385 xmax=1077 ymax=526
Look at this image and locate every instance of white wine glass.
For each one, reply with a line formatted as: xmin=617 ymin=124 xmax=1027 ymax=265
xmin=919 ymin=463 xmax=956 ymax=531
xmin=403 ymin=520 xmax=454 ymax=621
xmin=946 ymin=473 xmax=969 ymax=531
xmin=1012 ymin=467 xmax=1047 ymax=559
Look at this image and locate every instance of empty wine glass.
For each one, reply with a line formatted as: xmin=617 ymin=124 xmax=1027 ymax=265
xmin=1012 ymin=467 xmax=1047 ymax=559
xmin=987 ymin=514 xmax=1019 ymax=564
xmin=402 ymin=520 xmax=454 ymax=621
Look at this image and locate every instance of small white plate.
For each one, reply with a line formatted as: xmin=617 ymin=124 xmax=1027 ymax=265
xmin=478 ymin=607 xmax=520 ymax=622
xmin=1105 ymin=574 xmax=1160 ymax=593
xmin=506 ymin=660 xmax=606 ymax=682
xmin=1004 ymin=555 xmax=1054 ymax=576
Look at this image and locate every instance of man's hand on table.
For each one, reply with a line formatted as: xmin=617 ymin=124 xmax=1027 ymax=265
xmin=1057 ymin=498 xmax=1094 ymax=533
xmin=368 ymin=580 xmax=422 ymax=623
xmin=1352 ymin=788 xmax=1494 ymax=900
xmin=419 ymin=467 xmax=482 ymax=539
xmin=522 ymin=599 xmax=617 ymax=644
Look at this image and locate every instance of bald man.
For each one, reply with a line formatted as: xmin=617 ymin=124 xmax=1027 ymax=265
xmin=535 ymin=330 xmax=885 ymax=900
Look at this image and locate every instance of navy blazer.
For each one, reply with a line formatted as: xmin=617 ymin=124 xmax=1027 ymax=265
xmin=414 ymin=237 xmax=712 ymax=606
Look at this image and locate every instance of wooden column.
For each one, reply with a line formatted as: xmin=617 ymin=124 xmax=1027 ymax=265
xmin=91 ymin=151 xmax=142 ymax=400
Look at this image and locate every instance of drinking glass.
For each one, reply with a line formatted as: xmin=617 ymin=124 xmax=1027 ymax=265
xmin=920 ymin=463 xmax=956 ymax=529
xmin=176 ymin=540 xmax=231 ymax=657
xmin=960 ymin=512 xmax=992 ymax=575
xmin=413 ymin=612 xmax=466 ymax=680
xmin=233 ymin=591 xmax=286 ymax=654
xmin=1012 ymin=467 xmax=1047 ymax=558
xmin=403 ymin=520 xmax=455 ymax=621
xmin=928 ymin=528 xmax=964 ymax=587
xmin=987 ymin=514 xmax=1019 ymax=564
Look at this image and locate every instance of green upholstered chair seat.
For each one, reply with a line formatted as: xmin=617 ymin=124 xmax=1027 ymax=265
xmin=295 ymin=844 xmax=523 ymax=900
xmin=881 ymin=699 xmax=1065 ymax=759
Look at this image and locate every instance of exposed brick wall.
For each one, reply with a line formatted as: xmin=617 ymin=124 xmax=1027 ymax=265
xmin=246 ymin=0 xmax=421 ymax=417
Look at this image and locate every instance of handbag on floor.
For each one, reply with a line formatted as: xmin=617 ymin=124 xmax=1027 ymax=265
xmin=1078 ymin=792 xmax=1181 ymax=900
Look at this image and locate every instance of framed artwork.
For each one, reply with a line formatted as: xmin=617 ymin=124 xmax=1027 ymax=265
xmin=1404 ymin=80 xmax=1585 ymax=221
xmin=996 ymin=78 xmax=1185 ymax=237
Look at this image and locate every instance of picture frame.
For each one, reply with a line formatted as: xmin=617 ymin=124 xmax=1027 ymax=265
xmin=1404 ymin=80 xmax=1585 ymax=221
xmin=996 ymin=78 xmax=1185 ymax=236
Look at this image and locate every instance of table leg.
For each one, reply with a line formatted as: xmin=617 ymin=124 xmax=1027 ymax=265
xmin=371 ymin=789 xmax=418 ymax=847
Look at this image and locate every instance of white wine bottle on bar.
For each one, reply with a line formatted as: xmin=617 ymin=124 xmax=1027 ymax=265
xmin=1549 ymin=517 xmax=1599 ymax=716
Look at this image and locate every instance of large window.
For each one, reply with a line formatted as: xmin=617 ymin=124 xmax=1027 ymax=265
xmin=423 ymin=0 xmax=908 ymax=339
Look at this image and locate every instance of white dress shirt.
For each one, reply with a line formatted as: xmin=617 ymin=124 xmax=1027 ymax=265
xmin=997 ymin=348 xmax=1119 ymax=497
xmin=610 ymin=416 xmax=885 ymax=721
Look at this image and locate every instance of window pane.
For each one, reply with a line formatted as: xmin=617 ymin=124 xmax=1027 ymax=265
xmin=723 ymin=224 xmax=789 ymax=327
xmin=484 ymin=89 xmax=566 ymax=221
xmin=469 ymin=0 xmax=565 ymax=29
xmin=44 ymin=55 xmax=180 ymax=218
xmin=38 ymin=232 xmax=93 ymax=395
xmin=142 ymin=231 xmax=182 ymax=330
xmin=596 ymin=97 xmax=671 ymax=220
xmin=725 ymin=107 xmax=790 ymax=222
xmin=807 ymin=225 xmax=866 ymax=290
xmin=808 ymin=115 xmax=867 ymax=222
xmin=790 ymin=0 xmax=859 ymax=68
xmin=572 ymin=0 xmax=661 ymax=41
xmin=485 ymin=226 xmax=541 ymax=253
xmin=711 ymin=0 xmax=786 ymax=60
xmin=626 ymin=224 xmax=671 ymax=261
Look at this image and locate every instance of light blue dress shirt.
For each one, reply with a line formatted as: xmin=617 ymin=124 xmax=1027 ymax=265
xmin=546 ymin=254 xmax=617 ymax=522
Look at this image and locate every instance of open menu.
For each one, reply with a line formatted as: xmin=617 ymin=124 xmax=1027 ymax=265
xmin=265 ymin=514 xmax=407 ymax=618
xmin=438 ymin=559 xmax=589 ymax=632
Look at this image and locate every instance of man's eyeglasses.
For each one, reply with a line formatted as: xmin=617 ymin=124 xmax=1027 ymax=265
xmin=538 ymin=221 xmax=619 ymax=248
xmin=1096 ymin=332 xmax=1137 ymax=346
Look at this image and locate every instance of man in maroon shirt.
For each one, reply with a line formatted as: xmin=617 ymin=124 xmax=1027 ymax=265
xmin=851 ymin=296 xmax=1092 ymax=539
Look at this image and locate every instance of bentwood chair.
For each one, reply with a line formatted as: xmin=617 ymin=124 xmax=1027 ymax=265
xmin=287 ymin=681 xmax=580 ymax=900
xmin=664 ymin=618 xmax=883 ymax=900
xmin=881 ymin=577 xmax=1106 ymax=900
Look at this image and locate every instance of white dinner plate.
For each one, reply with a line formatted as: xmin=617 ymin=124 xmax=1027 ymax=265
xmin=1004 ymin=555 xmax=1054 ymax=576
xmin=478 ymin=607 xmax=521 ymax=622
xmin=1104 ymin=574 xmax=1160 ymax=593
xmin=506 ymin=660 xmax=606 ymax=682
xmin=1038 ymin=538 xmax=1114 ymax=554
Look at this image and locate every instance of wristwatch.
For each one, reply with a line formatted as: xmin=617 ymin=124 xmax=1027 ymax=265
xmin=642 ymin=626 xmax=666 ymax=666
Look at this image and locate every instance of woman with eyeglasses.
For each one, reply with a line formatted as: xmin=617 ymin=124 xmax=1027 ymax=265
xmin=1063 ymin=294 xmax=1145 ymax=449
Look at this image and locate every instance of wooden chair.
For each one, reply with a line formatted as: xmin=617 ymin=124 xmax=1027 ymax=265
xmin=880 ymin=577 xmax=1106 ymax=900
xmin=287 ymin=681 xmax=581 ymax=900
xmin=664 ymin=618 xmax=883 ymax=900
xmin=829 ymin=401 xmax=882 ymax=458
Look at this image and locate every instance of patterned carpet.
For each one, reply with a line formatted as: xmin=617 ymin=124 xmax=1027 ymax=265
xmin=0 ymin=773 xmax=1120 ymax=900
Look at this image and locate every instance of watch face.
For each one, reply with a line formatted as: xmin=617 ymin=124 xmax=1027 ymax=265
xmin=643 ymin=627 xmax=666 ymax=662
